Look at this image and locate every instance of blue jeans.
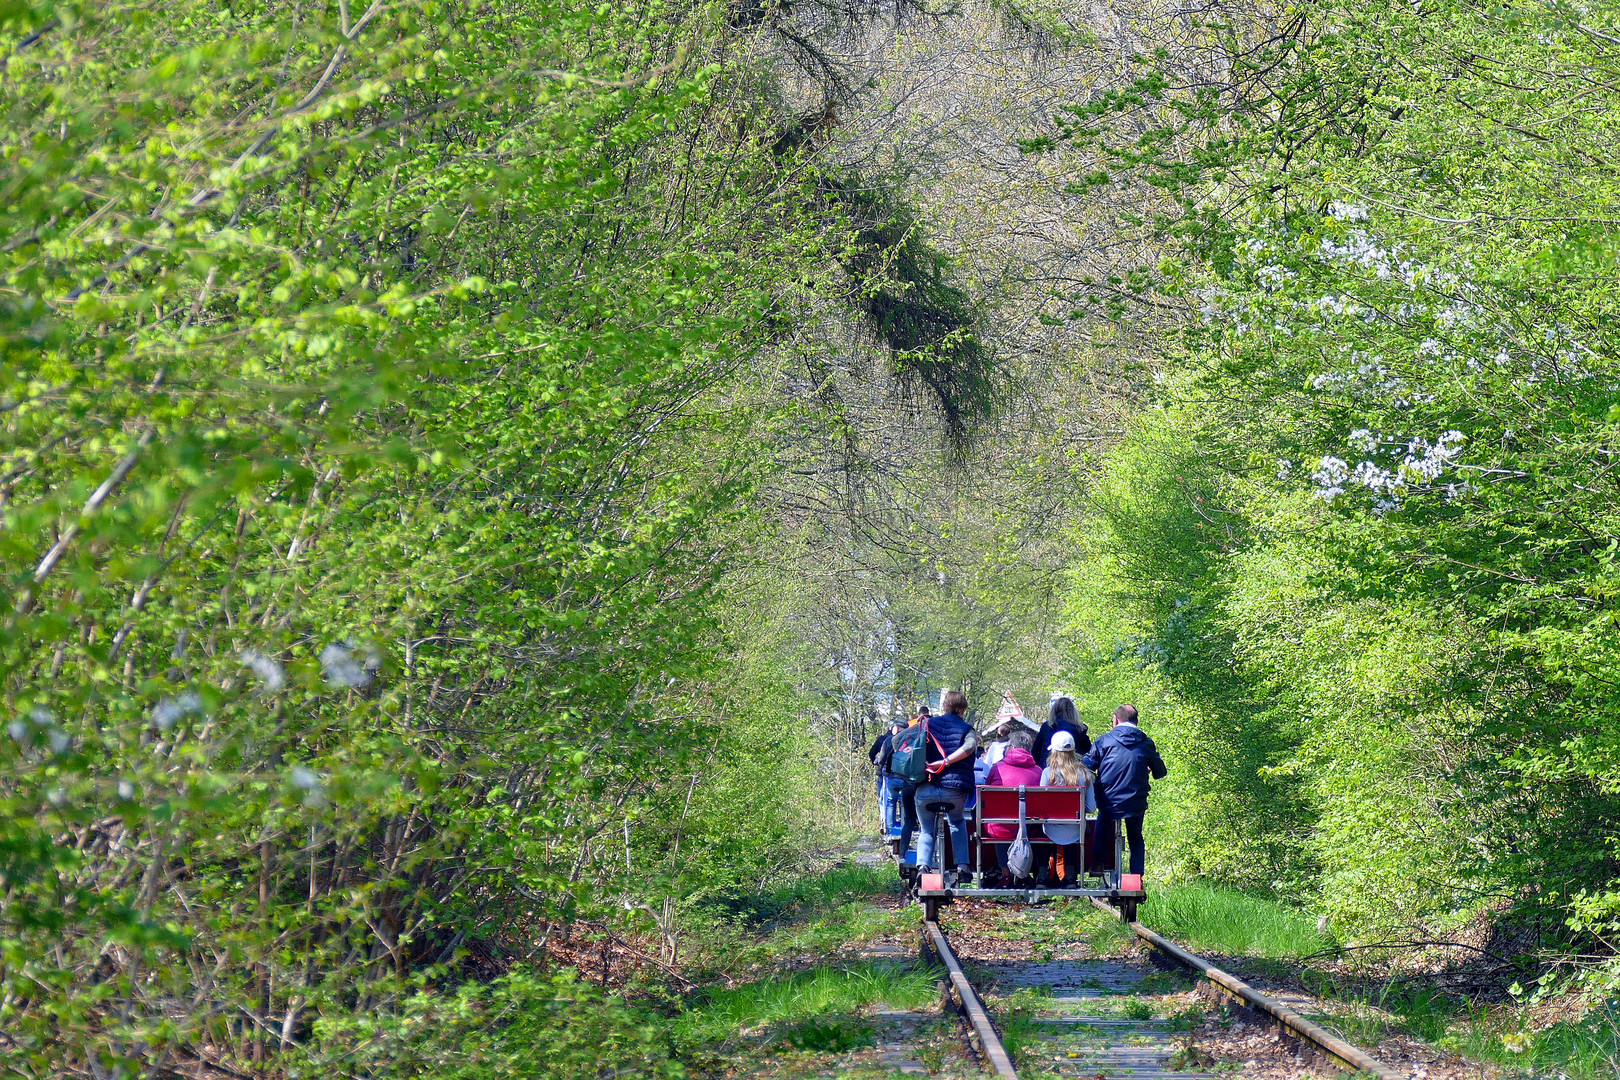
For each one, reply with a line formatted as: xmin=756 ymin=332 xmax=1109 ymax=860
xmin=914 ymin=784 xmax=969 ymax=871
xmin=888 ymin=776 xmax=918 ymax=846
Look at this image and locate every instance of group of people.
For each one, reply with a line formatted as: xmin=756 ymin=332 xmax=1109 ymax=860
xmin=868 ymin=691 xmax=1167 ymax=887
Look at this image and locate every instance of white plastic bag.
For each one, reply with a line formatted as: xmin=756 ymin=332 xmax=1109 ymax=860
xmin=1006 ymin=786 xmax=1033 ymax=878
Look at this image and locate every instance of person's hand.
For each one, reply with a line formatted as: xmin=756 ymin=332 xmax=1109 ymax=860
xmin=925 ymin=760 xmax=944 ymax=776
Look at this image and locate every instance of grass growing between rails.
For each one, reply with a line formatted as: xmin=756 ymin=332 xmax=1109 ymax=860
xmin=668 ymin=863 xmax=945 ymax=1076
xmin=992 ymin=986 xmax=1055 ymax=1069
xmin=1142 ymin=882 xmax=1333 ymax=958
xmin=976 ymin=895 xmax=1139 ymax=956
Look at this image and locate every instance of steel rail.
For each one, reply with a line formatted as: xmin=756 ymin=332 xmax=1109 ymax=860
xmin=1091 ymin=898 xmax=1403 ymax=1080
xmin=923 ymin=918 xmax=1021 ymax=1079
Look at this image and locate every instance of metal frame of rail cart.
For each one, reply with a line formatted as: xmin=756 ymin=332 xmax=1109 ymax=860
xmin=914 ymin=785 xmax=1147 ymax=921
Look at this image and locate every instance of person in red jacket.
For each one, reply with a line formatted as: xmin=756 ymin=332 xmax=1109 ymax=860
xmin=983 ymin=729 xmax=1042 ymax=885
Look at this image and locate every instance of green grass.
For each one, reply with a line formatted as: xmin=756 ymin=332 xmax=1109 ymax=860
xmin=680 ymin=862 xmax=907 ymax=973
xmin=729 ymin=898 xmax=911 ymax=967
xmin=674 ymin=961 xmax=937 ymax=1046
xmin=1312 ymin=987 xmax=1620 ymax=1080
xmin=1492 ymin=1002 xmax=1620 ymax=1080
xmin=992 ymin=987 xmax=1057 ymax=1071
xmin=1121 ymin=997 xmax=1155 ymax=1020
xmin=1141 ymin=882 xmax=1332 ymax=958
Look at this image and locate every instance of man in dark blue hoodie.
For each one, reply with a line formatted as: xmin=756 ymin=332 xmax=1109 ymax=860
xmin=1082 ymin=703 xmax=1167 ymax=877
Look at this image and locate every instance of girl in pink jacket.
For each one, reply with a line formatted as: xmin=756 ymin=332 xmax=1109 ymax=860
xmin=984 ymin=730 xmax=1042 ymax=884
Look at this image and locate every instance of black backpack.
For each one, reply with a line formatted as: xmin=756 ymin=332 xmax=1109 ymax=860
xmin=872 ymin=732 xmax=896 ymax=774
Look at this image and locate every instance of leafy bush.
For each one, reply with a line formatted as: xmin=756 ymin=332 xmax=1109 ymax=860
xmin=1051 ymin=0 xmax=1620 ymax=944
xmin=0 ymin=1 xmax=845 ymax=1075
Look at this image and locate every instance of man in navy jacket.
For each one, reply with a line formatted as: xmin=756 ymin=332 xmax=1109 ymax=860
xmin=1082 ymin=703 xmax=1167 ymax=877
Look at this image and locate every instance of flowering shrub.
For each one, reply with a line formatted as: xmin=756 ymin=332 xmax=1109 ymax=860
xmin=1048 ymin=0 xmax=1620 ymax=940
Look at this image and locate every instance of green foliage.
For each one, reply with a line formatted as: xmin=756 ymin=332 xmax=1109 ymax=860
xmin=779 ymin=1014 xmax=875 ymax=1052
xmin=0 ymin=0 xmax=853 ymax=1075
xmin=1066 ymin=410 xmax=1313 ymax=892
xmin=1044 ymin=0 xmax=1620 ymax=946
xmin=1120 ymin=997 xmax=1155 ymax=1020
xmin=1303 ymin=988 xmax=1620 ymax=1080
xmin=824 ymin=173 xmax=1001 ymax=444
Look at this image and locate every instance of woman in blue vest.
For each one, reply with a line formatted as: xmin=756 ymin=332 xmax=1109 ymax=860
xmin=914 ymin=689 xmax=979 ymax=883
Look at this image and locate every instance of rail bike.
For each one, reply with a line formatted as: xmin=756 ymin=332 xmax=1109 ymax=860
xmin=885 ymin=784 xmax=1147 ymax=921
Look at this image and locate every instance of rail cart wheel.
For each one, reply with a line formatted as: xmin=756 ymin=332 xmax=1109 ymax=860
xmin=924 ymin=897 xmax=941 ymax=922
xmin=1119 ymin=899 xmax=1138 ymax=922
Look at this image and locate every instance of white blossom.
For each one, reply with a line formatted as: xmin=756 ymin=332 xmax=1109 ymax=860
xmin=320 ymin=642 xmax=373 ymax=688
xmin=1435 ymin=301 xmax=1477 ymax=328
xmin=1311 ymin=456 xmax=1350 ymax=501
xmin=289 ymin=765 xmax=327 ymax=806
xmin=11 ymin=708 xmax=50 ymax=743
xmin=1351 ymin=460 xmax=1399 ymax=493
xmin=1313 ymin=293 xmax=1364 ymax=317
xmin=1402 ymin=430 xmax=1465 ymax=481
xmin=241 ymin=649 xmax=285 ymax=691
xmin=153 ymin=691 xmax=202 ymax=731
xmin=1255 ymin=264 xmax=1293 ymax=291
xmin=1347 ymin=429 xmax=1379 ymax=454
xmin=1327 ymin=201 xmax=1369 ymax=222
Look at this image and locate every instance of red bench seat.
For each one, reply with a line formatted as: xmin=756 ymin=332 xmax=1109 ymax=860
xmin=972 ymin=785 xmax=1112 ymax=877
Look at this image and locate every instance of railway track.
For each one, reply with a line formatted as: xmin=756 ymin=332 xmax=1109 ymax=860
xmin=923 ymin=899 xmax=1404 ymax=1080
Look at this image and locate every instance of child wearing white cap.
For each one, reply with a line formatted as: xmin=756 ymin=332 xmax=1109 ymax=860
xmin=1038 ymin=730 xmax=1096 ymax=887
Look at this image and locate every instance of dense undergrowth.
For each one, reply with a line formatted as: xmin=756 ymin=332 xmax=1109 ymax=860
xmin=354 ymin=862 xmax=917 ymax=1080
xmin=0 ymin=0 xmax=974 ymax=1075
